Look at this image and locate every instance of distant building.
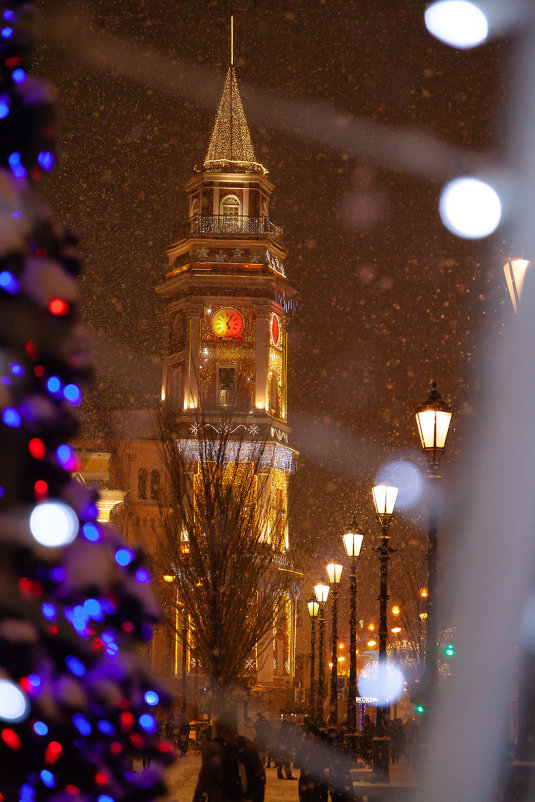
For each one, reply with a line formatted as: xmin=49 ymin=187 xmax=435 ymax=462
xmin=75 ymin=56 xmax=300 ymax=713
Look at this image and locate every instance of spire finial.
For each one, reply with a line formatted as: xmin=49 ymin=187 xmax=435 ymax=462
xmin=230 ymin=15 xmax=234 ymax=66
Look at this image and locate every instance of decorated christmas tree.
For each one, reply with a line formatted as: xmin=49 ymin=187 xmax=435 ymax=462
xmin=0 ymin=3 xmax=174 ymax=799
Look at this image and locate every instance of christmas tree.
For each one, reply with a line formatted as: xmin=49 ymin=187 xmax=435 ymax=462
xmin=0 ymin=3 xmax=174 ymax=799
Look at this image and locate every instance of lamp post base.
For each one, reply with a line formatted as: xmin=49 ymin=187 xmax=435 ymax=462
xmin=372 ymin=735 xmax=390 ymax=782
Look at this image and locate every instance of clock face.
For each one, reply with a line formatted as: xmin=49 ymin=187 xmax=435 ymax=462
xmin=212 ymin=308 xmax=244 ymax=339
xmin=271 ymin=313 xmax=280 ymax=346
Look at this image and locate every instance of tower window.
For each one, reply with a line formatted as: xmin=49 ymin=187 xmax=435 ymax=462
xmin=218 ymin=367 xmax=236 ymax=407
xmin=138 ymin=468 xmax=147 ymax=499
xmin=220 ymin=194 xmax=241 ymax=217
xmin=150 ymin=469 xmax=160 ymax=501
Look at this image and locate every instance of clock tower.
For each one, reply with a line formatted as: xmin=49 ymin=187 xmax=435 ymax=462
xmin=156 ymin=61 xmax=298 ymax=694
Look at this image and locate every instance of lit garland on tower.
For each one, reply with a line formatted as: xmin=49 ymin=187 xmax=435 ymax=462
xmin=0 ymin=3 xmax=174 ymax=800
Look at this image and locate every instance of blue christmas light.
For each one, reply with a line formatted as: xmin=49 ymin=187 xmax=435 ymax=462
xmin=1 ymin=26 xmax=13 ymax=38
xmin=138 ymin=713 xmax=157 ymax=733
xmin=3 ymin=407 xmax=21 ymax=427
xmin=135 ymin=567 xmax=151 ymax=584
xmin=97 ymin=719 xmax=115 ymax=736
xmin=144 ymin=690 xmax=159 ymax=706
xmin=2 ymin=10 xmax=16 ymax=20
xmin=27 ymin=675 xmax=41 ymax=688
xmin=72 ymin=713 xmax=92 ymax=736
xmin=8 ymin=151 xmax=26 ymax=178
xmin=9 ymin=363 xmax=24 ymax=376
xmin=46 ymin=376 xmax=62 ymax=395
xmin=97 ymin=796 xmax=115 ymax=802
xmin=63 ymin=383 xmax=82 ymax=405
xmin=41 ymin=602 xmax=57 ymax=620
xmin=1 ymin=376 xmax=12 ymax=385
xmin=81 ymin=522 xmax=100 ymax=542
xmin=19 ymin=783 xmax=35 ymax=801
xmin=0 ymin=270 xmax=20 ymax=294
xmin=83 ymin=598 xmax=103 ymax=620
xmin=55 ymin=443 xmax=74 ymax=468
xmin=33 ymin=720 xmax=48 ymax=736
xmin=0 ymin=94 xmax=9 ymax=118
xmin=40 ymin=770 xmax=55 ymax=788
xmin=115 ymin=548 xmax=134 ymax=567
xmin=65 ymin=655 xmax=86 ymax=677
xmin=50 ymin=566 xmax=66 ymax=582
xmin=12 ymin=68 xmax=26 ymax=84
xmin=37 ymin=151 xmax=54 ymax=172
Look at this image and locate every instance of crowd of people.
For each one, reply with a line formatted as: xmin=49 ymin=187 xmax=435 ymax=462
xmin=186 ymin=709 xmax=419 ymax=801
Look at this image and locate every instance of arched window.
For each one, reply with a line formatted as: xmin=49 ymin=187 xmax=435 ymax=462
xmin=220 ymin=194 xmax=241 ymax=217
xmin=138 ymin=468 xmax=147 ymax=499
xmin=150 ymin=469 xmax=160 ymax=501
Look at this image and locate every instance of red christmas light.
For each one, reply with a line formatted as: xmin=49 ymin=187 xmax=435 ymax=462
xmin=129 ymin=733 xmax=143 ymax=749
xmin=65 ymin=786 xmax=79 ymax=795
xmin=110 ymin=741 xmax=122 ymax=755
xmin=1 ymin=729 xmax=22 ymax=750
xmin=119 ymin=712 xmax=134 ymax=731
xmin=44 ymin=740 xmax=62 ymax=764
xmin=48 ymin=298 xmax=69 ymax=316
xmin=25 ymin=340 xmax=37 ymax=360
xmin=94 ymin=771 xmax=108 ymax=786
xmin=28 ymin=438 xmax=46 ymax=459
xmin=34 ymin=480 xmax=48 ymax=497
xmin=33 ymin=365 xmax=45 ymax=378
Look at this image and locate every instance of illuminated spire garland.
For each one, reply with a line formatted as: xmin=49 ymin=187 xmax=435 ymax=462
xmin=203 ymin=66 xmax=267 ymax=175
xmin=0 ymin=3 xmax=174 ymax=799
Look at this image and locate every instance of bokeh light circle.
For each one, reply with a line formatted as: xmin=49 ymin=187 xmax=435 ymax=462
xmin=357 ymin=659 xmax=405 ymax=706
xmin=439 ymin=176 xmax=502 ymax=239
xmin=0 ymin=679 xmax=30 ymax=722
xmin=30 ymin=501 xmax=79 ymax=547
xmin=425 ymin=1 xmax=488 ymax=49
xmin=375 ymin=460 xmax=423 ymax=509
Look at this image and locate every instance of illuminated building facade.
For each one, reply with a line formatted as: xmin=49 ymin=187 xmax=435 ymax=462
xmin=76 ymin=61 xmax=299 ymax=709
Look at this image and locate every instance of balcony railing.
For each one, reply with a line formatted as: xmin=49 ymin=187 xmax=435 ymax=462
xmin=185 ymin=214 xmax=282 ymax=239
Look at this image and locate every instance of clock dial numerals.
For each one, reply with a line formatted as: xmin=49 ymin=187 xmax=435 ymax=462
xmin=271 ymin=313 xmax=280 ymax=346
xmin=212 ymin=308 xmax=244 ymax=339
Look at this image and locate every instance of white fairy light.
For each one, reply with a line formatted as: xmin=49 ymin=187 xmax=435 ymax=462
xmin=0 ymin=679 xmax=30 ymax=722
xmin=439 ymin=176 xmax=502 ymax=239
xmin=29 ymin=501 xmax=79 ymax=547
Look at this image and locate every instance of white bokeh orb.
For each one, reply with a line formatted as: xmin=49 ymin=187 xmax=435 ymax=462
xmin=0 ymin=679 xmax=30 ymax=722
xmin=357 ymin=659 xmax=405 ymax=706
xmin=439 ymin=176 xmax=502 ymax=239
xmin=376 ymin=460 xmax=423 ymax=509
xmin=29 ymin=501 xmax=79 ymax=547
xmin=425 ymin=1 xmax=488 ymax=49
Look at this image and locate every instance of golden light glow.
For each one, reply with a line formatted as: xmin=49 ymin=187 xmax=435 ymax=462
xmin=392 ymin=605 xmax=400 ymax=616
xmin=314 ymin=583 xmax=330 ymax=604
xmin=420 ymin=587 xmax=428 ymax=598
xmin=326 ymin=562 xmax=343 ymax=584
xmin=367 ymin=639 xmax=376 ymax=648
xmin=420 ymin=612 xmax=428 ymax=620
xmin=163 ymin=575 xmax=175 ymax=583
xmin=368 ymin=623 xmax=375 ymax=631
xmin=391 ymin=627 xmax=401 ymax=634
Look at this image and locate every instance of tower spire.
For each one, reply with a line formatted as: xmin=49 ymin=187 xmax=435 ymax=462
xmin=202 ymin=20 xmax=267 ymax=175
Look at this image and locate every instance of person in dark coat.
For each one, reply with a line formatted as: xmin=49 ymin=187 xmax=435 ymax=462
xmin=192 ymin=710 xmax=265 ymax=802
xmin=294 ymin=722 xmax=329 ymax=802
xmin=325 ymin=728 xmax=355 ymax=802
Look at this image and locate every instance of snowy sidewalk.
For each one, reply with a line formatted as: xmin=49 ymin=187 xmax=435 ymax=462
xmin=163 ymin=755 xmax=301 ymax=801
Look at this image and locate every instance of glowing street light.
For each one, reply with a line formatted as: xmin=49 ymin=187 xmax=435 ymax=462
xmin=503 ymin=257 xmax=530 ymax=313
xmin=343 ymin=514 xmax=364 ymax=733
xmin=307 ymin=597 xmax=319 ymax=720
xmin=314 ymin=582 xmax=330 ymax=724
xmin=326 ymin=562 xmax=343 ymax=725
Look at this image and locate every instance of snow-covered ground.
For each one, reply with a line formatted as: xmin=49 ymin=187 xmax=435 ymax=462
xmin=163 ymin=754 xmax=300 ymax=802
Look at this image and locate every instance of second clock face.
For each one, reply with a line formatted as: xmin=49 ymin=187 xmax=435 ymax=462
xmin=271 ymin=313 xmax=280 ymax=346
xmin=212 ymin=308 xmax=244 ymax=339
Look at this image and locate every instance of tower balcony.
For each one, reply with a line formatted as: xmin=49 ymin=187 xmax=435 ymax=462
xmin=184 ymin=214 xmax=282 ymax=240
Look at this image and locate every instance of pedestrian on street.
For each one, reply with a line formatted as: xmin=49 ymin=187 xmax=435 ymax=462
xmin=192 ymin=710 xmax=265 ymax=802
xmin=275 ymin=719 xmax=296 ymax=779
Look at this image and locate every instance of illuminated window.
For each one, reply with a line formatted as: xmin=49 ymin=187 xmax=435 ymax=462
xmin=138 ymin=468 xmax=147 ymax=499
xmin=220 ymin=194 xmax=241 ymax=217
xmin=218 ymin=367 xmax=236 ymax=407
xmin=150 ymin=469 xmax=160 ymax=501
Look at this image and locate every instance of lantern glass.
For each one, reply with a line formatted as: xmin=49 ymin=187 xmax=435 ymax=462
xmin=307 ymin=599 xmax=319 ymax=618
xmin=326 ymin=562 xmax=343 ymax=584
xmin=343 ymin=531 xmax=364 ymax=558
xmin=314 ymin=583 xmax=330 ymax=603
xmin=372 ymin=484 xmax=398 ymax=516
xmin=504 ymin=258 xmax=530 ymax=314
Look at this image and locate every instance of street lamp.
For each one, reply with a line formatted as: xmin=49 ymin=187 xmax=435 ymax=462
xmin=307 ymin=597 xmax=319 ymax=721
xmin=314 ymin=582 xmax=330 ymax=724
xmin=503 ymin=257 xmax=530 ymax=314
xmin=326 ymin=561 xmax=343 ymax=725
xmin=415 ymin=380 xmax=452 ymax=705
xmin=343 ymin=515 xmax=364 ymax=733
xmin=372 ymin=483 xmax=398 ymax=781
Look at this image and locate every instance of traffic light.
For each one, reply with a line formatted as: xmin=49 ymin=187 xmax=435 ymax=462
xmin=444 ymin=643 xmax=455 ymax=658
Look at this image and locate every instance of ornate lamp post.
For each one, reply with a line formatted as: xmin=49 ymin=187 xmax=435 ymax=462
xmin=307 ymin=597 xmax=319 ymax=721
xmin=371 ymin=483 xmax=398 ymax=780
xmin=415 ymin=380 xmax=452 ymax=705
xmin=343 ymin=517 xmax=364 ymax=733
xmin=314 ymin=582 xmax=330 ymax=725
xmin=326 ymin=561 xmax=343 ymax=725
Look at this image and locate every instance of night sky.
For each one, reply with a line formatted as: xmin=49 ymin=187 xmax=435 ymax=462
xmin=33 ymin=1 xmax=514 ymax=623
